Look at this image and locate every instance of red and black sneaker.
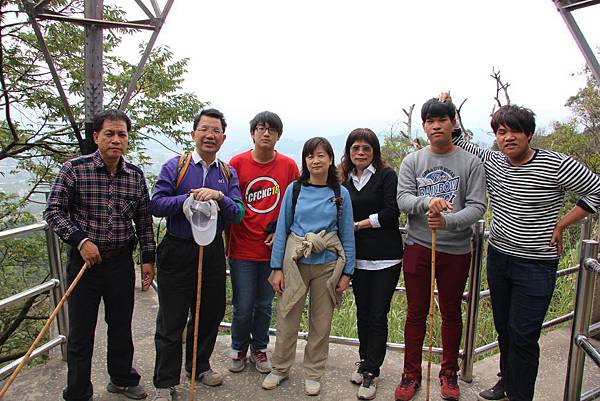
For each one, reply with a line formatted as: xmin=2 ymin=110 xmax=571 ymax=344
xmin=394 ymin=373 xmax=420 ymax=401
xmin=439 ymin=370 xmax=460 ymax=400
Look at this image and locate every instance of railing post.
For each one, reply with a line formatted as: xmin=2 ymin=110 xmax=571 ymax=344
xmin=460 ymin=219 xmax=485 ymax=382
xmin=45 ymin=226 xmax=68 ymax=361
xmin=563 ymin=240 xmax=599 ymax=401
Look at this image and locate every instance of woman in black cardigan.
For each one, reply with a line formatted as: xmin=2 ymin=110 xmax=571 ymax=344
xmin=340 ymin=128 xmax=403 ymax=400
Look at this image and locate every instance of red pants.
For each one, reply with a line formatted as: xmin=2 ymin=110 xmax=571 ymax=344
xmin=402 ymin=242 xmax=470 ymax=378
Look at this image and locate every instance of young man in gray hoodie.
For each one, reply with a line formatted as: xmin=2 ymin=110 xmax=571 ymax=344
xmin=395 ymin=98 xmax=486 ymax=401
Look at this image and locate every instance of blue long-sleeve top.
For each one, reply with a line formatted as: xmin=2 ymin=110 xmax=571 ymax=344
xmin=150 ymin=153 xmax=244 ymax=239
xmin=270 ymin=182 xmax=356 ymax=275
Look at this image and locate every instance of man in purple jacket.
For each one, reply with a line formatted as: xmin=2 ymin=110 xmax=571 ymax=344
xmin=150 ymin=109 xmax=244 ymax=401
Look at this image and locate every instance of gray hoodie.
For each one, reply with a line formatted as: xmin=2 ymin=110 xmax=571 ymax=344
xmin=397 ymin=146 xmax=487 ymax=255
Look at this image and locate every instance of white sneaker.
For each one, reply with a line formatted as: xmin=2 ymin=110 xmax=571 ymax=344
xmin=357 ymin=372 xmax=377 ymax=400
xmin=228 ymin=349 xmax=247 ymax=373
xmin=262 ymin=372 xmax=288 ymax=390
xmin=152 ymin=387 xmax=174 ymax=401
xmin=304 ymin=379 xmax=321 ymax=396
xmin=249 ymin=349 xmax=272 ymax=373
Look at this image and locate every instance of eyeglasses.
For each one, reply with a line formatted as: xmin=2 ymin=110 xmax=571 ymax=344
xmin=195 ymin=125 xmax=223 ymax=134
xmin=255 ymin=126 xmax=279 ymax=135
xmin=350 ymin=145 xmax=373 ymax=153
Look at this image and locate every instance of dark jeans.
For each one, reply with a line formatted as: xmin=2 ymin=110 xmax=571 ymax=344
xmin=402 ymin=243 xmax=470 ymax=378
xmin=153 ymin=233 xmax=226 ymax=389
xmin=63 ymin=248 xmax=140 ymax=401
xmin=487 ymin=245 xmax=558 ymax=401
xmin=229 ymin=259 xmax=274 ymax=352
xmin=352 ymin=262 xmax=401 ymax=376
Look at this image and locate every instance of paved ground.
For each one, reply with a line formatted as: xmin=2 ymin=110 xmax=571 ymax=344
xmin=2 ymin=276 xmax=599 ymax=401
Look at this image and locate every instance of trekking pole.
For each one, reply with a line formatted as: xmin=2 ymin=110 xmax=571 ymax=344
xmin=189 ymin=246 xmax=204 ymax=401
xmin=0 ymin=263 xmax=89 ymax=400
xmin=425 ymin=229 xmax=437 ymax=401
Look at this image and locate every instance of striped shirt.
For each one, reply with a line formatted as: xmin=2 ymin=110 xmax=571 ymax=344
xmin=454 ymin=134 xmax=600 ymax=259
xmin=44 ymin=150 xmax=156 ymax=263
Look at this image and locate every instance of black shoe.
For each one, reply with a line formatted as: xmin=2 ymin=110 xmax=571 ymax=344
xmin=478 ymin=378 xmax=508 ymax=401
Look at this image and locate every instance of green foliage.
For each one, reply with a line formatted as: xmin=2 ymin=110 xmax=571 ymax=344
xmin=0 ymin=206 xmax=51 ymax=365
xmin=0 ymin=0 xmax=206 ymax=200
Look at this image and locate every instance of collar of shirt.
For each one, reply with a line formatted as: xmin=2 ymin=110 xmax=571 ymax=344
xmin=192 ymin=150 xmax=218 ymax=181
xmin=92 ymin=149 xmax=129 ymax=175
xmin=351 ymin=164 xmax=376 ymax=191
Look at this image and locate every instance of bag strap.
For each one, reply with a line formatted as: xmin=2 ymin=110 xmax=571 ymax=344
xmin=291 ymin=181 xmax=341 ymax=222
xmin=218 ymin=159 xmax=232 ymax=185
xmin=175 ymin=152 xmax=193 ymax=190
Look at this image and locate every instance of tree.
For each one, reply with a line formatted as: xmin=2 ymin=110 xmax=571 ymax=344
xmin=0 ymin=0 xmax=205 ymax=365
xmin=0 ymin=0 xmax=206 ymax=216
xmin=380 ymin=104 xmax=423 ymax=171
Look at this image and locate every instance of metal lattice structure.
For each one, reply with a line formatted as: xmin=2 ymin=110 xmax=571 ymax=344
xmin=553 ymin=0 xmax=600 ymax=84
xmin=21 ymin=0 xmax=175 ymax=153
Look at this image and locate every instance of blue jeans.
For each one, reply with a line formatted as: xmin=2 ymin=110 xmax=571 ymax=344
xmin=230 ymin=259 xmax=275 ymax=351
xmin=487 ymin=245 xmax=558 ymax=401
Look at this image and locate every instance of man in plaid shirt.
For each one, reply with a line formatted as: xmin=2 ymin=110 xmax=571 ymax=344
xmin=45 ymin=109 xmax=155 ymax=401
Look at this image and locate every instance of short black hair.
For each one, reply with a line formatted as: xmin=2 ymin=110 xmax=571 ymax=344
xmin=421 ymin=98 xmax=456 ymax=122
xmin=193 ymin=108 xmax=227 ymax=132
xmin=93 ymin=109 xmax=131 ymax=133
xmin=491 ymin=105 xmax=536 ymax=136
xmin=250 ymin=111 xmax=283 ymax=137
xmin=299 ymin=137 xmax=339 ymax=188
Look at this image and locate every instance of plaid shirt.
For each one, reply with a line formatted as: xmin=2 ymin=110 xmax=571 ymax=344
xmin=44 ymin=150 xmax=156 ymax=264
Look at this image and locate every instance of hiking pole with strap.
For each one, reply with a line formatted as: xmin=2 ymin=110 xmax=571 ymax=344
xmin=0 ymin=263 xmax=89 ymax=400
xmin=189 ymin=246 xmax=204 ymax=401
xmin=425 ymin=229 xmax=437 ymax=401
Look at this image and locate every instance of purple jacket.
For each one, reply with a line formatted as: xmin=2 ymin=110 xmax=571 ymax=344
xmin=150 ymin=155 xmax=244 ymax=240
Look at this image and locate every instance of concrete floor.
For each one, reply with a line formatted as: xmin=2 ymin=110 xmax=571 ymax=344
xmin=2 ymin=277 xmax=598 ymax=401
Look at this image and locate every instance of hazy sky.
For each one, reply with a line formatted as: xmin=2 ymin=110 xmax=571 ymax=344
xmin=121 ymin=0 xmax=600 ymax=147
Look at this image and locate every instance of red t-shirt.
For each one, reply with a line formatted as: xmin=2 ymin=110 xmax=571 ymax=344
xmin=228 ymin=150 xmax=299 ymax=261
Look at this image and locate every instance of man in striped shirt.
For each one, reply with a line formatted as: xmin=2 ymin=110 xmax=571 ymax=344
xmin=450 ymin=101 xmax=600 ymax=401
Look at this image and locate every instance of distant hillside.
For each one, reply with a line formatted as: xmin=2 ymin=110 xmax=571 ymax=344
xmin=1 ymin=128 xmax=495 ymax=198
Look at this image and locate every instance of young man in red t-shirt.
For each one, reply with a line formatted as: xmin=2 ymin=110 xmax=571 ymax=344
xmin=227 ymin=111 xmax=299 ymax=373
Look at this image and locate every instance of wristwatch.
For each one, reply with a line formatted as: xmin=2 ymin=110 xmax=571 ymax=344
xmin=354 ymin=221 xmax=359 ymax=231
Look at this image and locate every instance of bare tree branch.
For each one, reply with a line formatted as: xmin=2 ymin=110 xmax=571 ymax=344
xmin=490 ymin=67 xmax=511 ymax=115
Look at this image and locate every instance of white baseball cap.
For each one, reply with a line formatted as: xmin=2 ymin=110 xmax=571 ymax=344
xmin=183 ymin=196 xmax=218 ymax=246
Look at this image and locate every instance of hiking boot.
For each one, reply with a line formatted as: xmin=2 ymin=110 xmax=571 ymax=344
xmin=262 ymin=372 xmax=288 ymax=389
xmin=478 ymin=378 xmax=508 ymax=401
xmin=394 ymin=373 xmax=420 ymax=401
xmin=350 ymin=360 xmax=365 ymax=385
xmin=439 ymin=370 xmax=460 ymax=400
xmin=151 ymin=387 xmax=174 ymax=401
xmin=249 ymin=349 xmax=271 ymax=373
xmin=304 ymin=379 xmax=321 ymax=396
xmin=357 ymin=372 xmax=377 ymax=400
xmin=106 ymin=382 xmax=147 ymax=400
xmin=228 ymin=349 xmax=247 ymax=373
xmin=199 ymin=369 xmax=223 ymax=386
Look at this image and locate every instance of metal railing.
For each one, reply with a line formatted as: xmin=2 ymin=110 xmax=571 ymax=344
xmin=214 ymin=217 xmax=596 ymax=384
xmin=564 ymin=240 xmax=600 ymax=401
xmin=0 ymin=223 xmax=67 ymax=381
xmin=3 ymin=215 xmax=597 ymax=396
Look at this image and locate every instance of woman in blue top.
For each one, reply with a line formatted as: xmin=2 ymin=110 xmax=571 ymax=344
xmin=261 ymin=137 xmax=355 ymax=396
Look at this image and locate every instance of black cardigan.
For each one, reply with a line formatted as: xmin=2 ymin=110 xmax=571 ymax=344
xmin=343 ymin=167 xmax=403 ymax=261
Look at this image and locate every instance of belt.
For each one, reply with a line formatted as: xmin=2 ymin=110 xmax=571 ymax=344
xmin=100 ymin=245 xmax=131 ymax=261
